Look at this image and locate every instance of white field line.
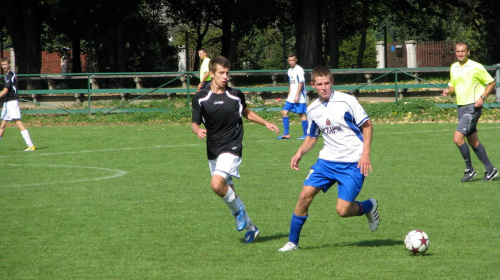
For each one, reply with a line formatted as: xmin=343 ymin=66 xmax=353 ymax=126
xmin=1 ymin=164 xmax=127 ymax=188
xmin=0 ymin=143 xmax=203 ymax=159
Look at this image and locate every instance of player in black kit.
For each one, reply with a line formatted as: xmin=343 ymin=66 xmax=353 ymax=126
xmin=191 ymin=56 xmax=279 ymax=243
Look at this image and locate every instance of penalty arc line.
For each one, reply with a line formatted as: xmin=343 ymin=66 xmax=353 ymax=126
xmin=1 ymin=164 xmax=128 ymax=188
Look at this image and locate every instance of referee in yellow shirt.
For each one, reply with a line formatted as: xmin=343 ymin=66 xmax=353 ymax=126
xmin=442 ymin=42 xmax=497 ymax=182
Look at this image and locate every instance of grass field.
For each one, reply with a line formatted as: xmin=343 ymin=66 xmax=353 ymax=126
xmin=1 ymin=122 xmax=499 ymax=279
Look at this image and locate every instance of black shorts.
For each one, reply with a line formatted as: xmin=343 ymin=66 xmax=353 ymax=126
xmin=456 ymin=104 xmax=481 ymax=136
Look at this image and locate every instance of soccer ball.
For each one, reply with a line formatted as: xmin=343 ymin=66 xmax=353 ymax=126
xmin=404 ymin=230 xmax=429 ymax=254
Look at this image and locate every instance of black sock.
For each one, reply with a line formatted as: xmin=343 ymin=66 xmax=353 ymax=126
xmin=458 ymin=143 xmax=473 ymax=170
xmin=473 ymin=143 xmax=494 ymax=173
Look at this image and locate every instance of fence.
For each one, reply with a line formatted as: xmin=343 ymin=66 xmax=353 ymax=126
xmin=5 ymin=66 xmax=498 ymax=115
xmin=387 ymin=41 xmax=456 ymax=68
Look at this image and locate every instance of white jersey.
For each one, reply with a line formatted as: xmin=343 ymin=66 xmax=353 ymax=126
xmin=307 ymin=91 xmax=369 ymax=163
xmin=287 ymin=65 xmax=306 ymax=103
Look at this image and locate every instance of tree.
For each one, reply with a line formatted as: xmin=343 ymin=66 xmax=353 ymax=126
xmin=326 ymin=0 xmax=340 ymax=68
xmin=293 ymin=0 xmax=322 ymax=69
xmin=1 ymin=0 xmax=46 ymax=89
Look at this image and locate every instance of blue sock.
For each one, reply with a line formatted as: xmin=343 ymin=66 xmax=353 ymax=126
xmin=301 ymin=120 xmax=308 ymax=136
xmin=356 ymin=200 xmax=373 ymax=216
xmin=289 ymin=213 xmax=308 ymax=245
xmin=283 ymin=117 xmax=290 ymax=135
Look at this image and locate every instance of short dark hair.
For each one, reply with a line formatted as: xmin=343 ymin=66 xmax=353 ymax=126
xmin=198 ymin=48 xmax=208 ymax=54
xmin=287 ymin=53 xmax=297 ymax=58
xmin=311 ymin=66 xmax=333 ymax=84
xmin=0 ymin=57 xmax=10 ymax=64
xmin=209 ymin=56 xmax=231 ymax=73
xmin=455 ymin=41 xmax=469 ymax=51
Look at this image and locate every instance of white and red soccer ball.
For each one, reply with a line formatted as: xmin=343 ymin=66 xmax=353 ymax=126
xmin=404 ymin=230 xmax=429 ymax=254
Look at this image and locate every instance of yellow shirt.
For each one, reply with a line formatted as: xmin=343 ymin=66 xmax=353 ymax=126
xmin=200 ymin=58 xmax=211 ymax=82
xmin=448 ymin=59 xmax=494 ymax=105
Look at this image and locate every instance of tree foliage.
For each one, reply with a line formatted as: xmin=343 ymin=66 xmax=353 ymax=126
xmin=0 ymin=0 xmax=498 ymax=88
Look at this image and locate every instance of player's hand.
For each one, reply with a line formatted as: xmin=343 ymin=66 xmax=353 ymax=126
xmin=474 ymin=97 xmax=484 ymax=108
xmin=357 ymin=154 xmax=372 ymax=176
xmin=196 ymin=128 xmax=207 ymax=139
xmin=291 ymin=154 xmax=302 ymax=171
xmin=266 ymin=123 xmax=280 ymax=134
xmin=442 ymin=88 xmax=449 ymax=97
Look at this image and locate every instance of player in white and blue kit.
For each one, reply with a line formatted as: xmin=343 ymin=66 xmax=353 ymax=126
xmin=276 ymin=53 xmax=308 ymax=140
xmin=279 ymin=66 xmax=379 ymax=252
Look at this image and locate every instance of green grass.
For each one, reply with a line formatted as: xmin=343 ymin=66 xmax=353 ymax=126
xmin=1 ymin=123 xmax=499 ymax=279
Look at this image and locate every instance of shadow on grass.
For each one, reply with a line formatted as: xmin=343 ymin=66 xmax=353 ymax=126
xmin=303 ymin=238 xmax=401 ymax=250
xmin=245 ymin=233 xmax=289 ymax=243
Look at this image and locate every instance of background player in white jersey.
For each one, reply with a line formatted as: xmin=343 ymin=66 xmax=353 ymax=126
xmin=278 ymin=66 xmax=379 ymax=252
xmin=0 ymin=57 xmax=35 ymax=151
xmin=276 ymin=53 xmax=308 ymax=140
xmin=191 ymin=56 xmax=280 ymax=243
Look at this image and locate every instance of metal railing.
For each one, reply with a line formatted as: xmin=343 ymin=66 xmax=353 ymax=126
xmin=6 ymin=66 xmax=500 ymax=115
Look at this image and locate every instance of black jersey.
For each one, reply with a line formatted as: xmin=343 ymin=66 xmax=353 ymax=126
xmin=3 ymin=71 xmax=18 ymax=101
xmin=192 ymin=87 xmax=247 ymax=160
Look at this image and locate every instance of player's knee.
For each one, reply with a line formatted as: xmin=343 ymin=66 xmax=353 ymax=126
xmin=297 ymin=192 xmax=313 ymax=207
xmin=210 ymin=178 xmax=226 ymax=196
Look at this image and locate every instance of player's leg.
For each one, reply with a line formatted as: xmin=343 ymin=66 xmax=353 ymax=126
xmin=14 ymin=120 xmax=35 ymax=151
xmin=0 ymin=120 xmax=7 ymax=139
xmin=0 ymin=102 xmax=9 ymax=139
xmin=455 ymin=106 xmax=476 ymax=181
xmin=279 ymin=185 xmax=321 ymax=252
xmin=467 ymin=132 xmax=497 ymax=181
xmin=336 ymin=163 xmax=379 ymax=231
xmin=277 ymin=103 xmax=291 ymax=139
xmin=234 ymin=193 xmax=259 ymax=243
xmin=209 ymin=153 xmax=247 ymax=231
xmin=298 ymin=113 xmax=307 ymax=139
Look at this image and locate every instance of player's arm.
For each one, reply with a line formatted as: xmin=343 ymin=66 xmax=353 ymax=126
xmin=442 ymin=85 xmax=455 ymax=96
xmin=191 ymin=122 xmax=207 ymax=139
xmin=294 ymin=82 xmax=303 ymax=103
xmin=291 ymin=136 xmax=317 ymax=171
xmin=197 ymin=71 xmax=210 ymax=91
xmin=243 ymin=108 xmax=280 ymax=134
xmin=358 ymin=119 xmax=373 ymax=176
xmin=474 ymin=81 xmax=495 ymax=107
xmin=0 ymin=87 xmax=7 ymax=98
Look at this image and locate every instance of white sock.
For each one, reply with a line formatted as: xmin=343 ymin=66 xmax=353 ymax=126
xmin=236 ymin=197 xmax=255 ymax=231
xmin=222 ymin=187 xmax=240 ymax=214
xmin=21 ymin=130 xmax=33 ymax=147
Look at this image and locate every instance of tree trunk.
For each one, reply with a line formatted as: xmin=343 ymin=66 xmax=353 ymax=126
xmin=2 ymin=0 xmax=43 ymax=89
xmin=294 ymin=0 xmax=322 ymax=69
xmin=71 ymin=37 xmax=82 ymax=73
xmin=356 ymin=0 xmax=369 ymax=81
xmin=220 ymin=0 xmax=234 ymax=58
xmin=486 ymin=0 xmax=500 ymax=64
xmin=327 ymin=0 xmax=340 ymax=69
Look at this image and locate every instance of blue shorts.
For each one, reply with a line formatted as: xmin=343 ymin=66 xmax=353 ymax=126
xmin=283 ymin=101 xmax=307 ymax=114
xmin=303 ymin=159 xmax=364 ymax=202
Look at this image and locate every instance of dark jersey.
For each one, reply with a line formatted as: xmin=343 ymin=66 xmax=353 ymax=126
xmin=192 ymin=87 xmax=247 ymax=160
xmin=3 ymin=71 xmax=18 ymax=101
